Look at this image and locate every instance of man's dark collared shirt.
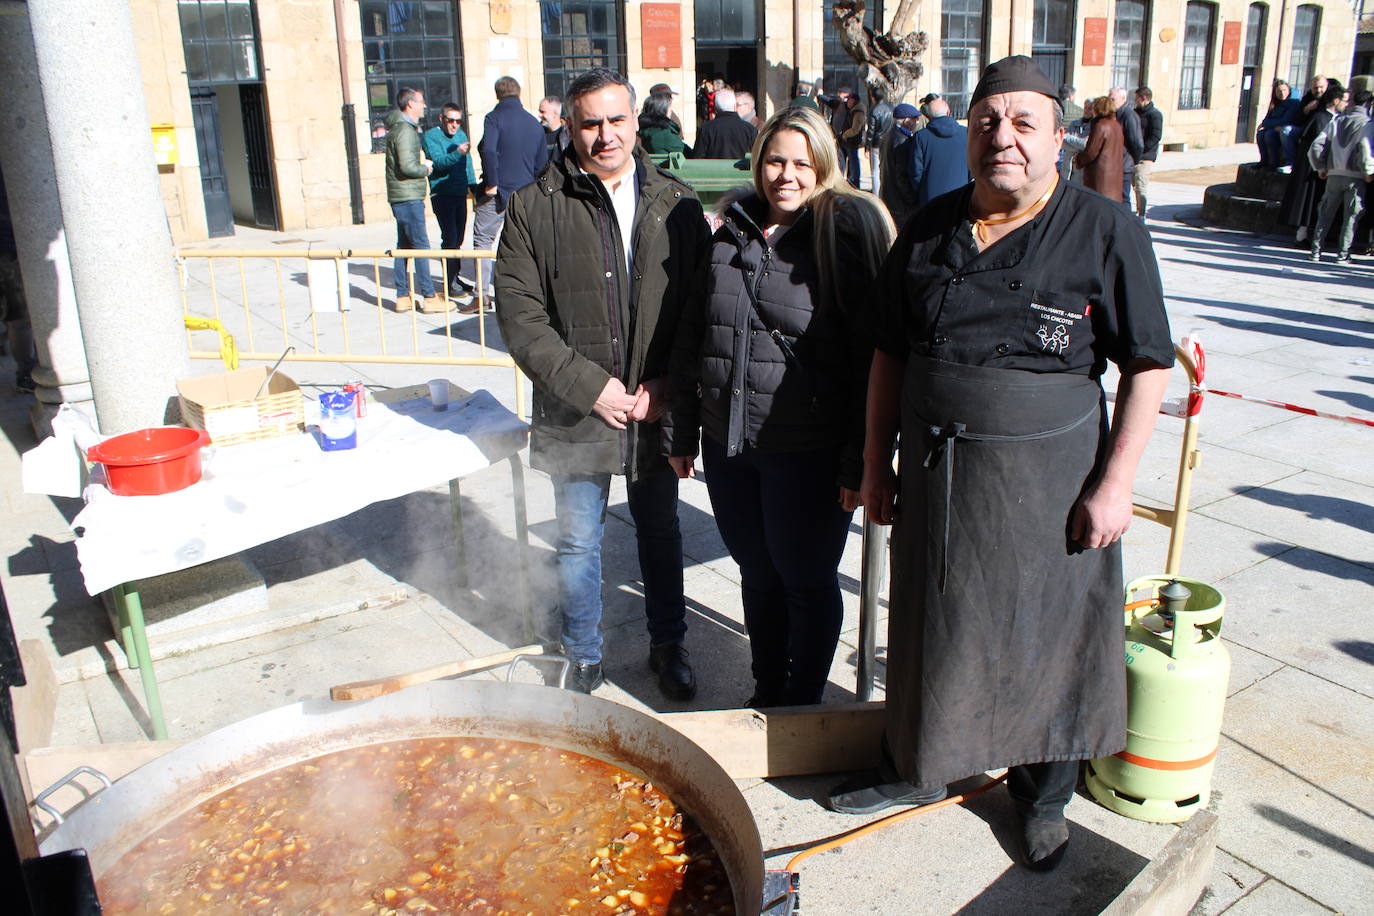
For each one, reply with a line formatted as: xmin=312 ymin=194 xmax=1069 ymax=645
xmin=871 ymin=180 xmax=1174 ymax=379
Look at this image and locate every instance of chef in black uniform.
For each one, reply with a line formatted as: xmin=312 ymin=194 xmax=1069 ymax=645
xmin=828 ymin=56 xmax=1174 ymax=872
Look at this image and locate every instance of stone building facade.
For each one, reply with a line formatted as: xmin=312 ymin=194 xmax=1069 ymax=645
xmin=130 ymin=0 xmax=1358 ymax=244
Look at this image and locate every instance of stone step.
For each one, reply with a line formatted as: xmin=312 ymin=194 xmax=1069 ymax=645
xmin=1234 ymin=162 xmax=1290 ymax=201
xmin=1201 ymin=183 xmax=1281 ymax=234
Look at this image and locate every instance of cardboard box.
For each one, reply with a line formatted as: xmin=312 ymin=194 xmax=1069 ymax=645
xmin=177 ymin=367 xmax=304 ymax=446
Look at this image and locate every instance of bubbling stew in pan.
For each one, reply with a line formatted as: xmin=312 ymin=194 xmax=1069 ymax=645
xmin=96 ymin=736 xmax=736 ymax=915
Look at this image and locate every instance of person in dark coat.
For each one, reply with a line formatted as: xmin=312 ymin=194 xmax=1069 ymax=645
xmin=909 ymin=97 xmax=971 ymax=208
xmin=829 ymin=57 xmax=1172 ymax=875
xmin=464 ymin=76 xmax=548 ymax=298
xmin=1131 ymin=87 xmax=1163 ymax=220
xmin=1257 ymin=80 xmax=1304 ymax=170
xmin=538 ymin=96 xmax=571 ymax=163
xmin=1280 ymin=80 xmax=1345 ymax=245
xmin=1076 ymin=96 xmax=1125 ymax=202
xmin=879 ymin=103 xmax=922 ymax=228
xmin=638 ymin=92 xmax=690 ymax=155
xmin=1111 ymin=88 xmax=1144 ymax=204
xmin=690 ymin=88 xmax=757 ymax=159
xmin=663 ymin=106 xmax=895 ymax=707
xmin=494 ymin=69 xmax=711 ymax=698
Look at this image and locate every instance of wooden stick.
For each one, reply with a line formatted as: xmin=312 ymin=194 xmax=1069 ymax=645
xmin=330 ymin=644 xmax=546 ymax=701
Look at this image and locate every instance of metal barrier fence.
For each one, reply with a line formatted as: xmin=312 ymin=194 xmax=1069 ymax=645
xmin=173 ymin=247 xmax=525 ymax=418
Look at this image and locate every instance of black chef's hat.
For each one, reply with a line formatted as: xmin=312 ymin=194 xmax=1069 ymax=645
xmin=969 ymin=56 xmax=1059 ymax=108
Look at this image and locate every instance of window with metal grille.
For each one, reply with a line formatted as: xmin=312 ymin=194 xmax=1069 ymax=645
xmin=941 ymin=0 xmax=984 ymax=118
xmin=1031 ymin=0 xmax=1074 ymax=90
xmin=541 ymin=0 xmax=626 ymax=102
xmin=178 ymin=0 xmax=261 ymax=85
xmin=360 ymin=0 xmax=467 ymax=153
xmin=1242 ymin=2 xmax=1266 ymax=69
xmin=1178 ymin=2 xmax=1215 ymax=110
xmin=1110 ymin=0 xmax=1147 ymax=92
xmin=1287 ymin=5 xmax=1321 ymax=90
xmin=823 ymin=0 xmax=883 ymax=101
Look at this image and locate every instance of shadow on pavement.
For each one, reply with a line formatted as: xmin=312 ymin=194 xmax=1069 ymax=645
xmin=1332 ymin=639 xmax=1374 ymax=666
xmin=1234 ymin=486 xmax=1374 ymax=537
xmin=1254 ymin=804 xmax=1374 ymax=870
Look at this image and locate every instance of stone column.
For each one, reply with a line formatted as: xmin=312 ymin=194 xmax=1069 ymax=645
xmin=24 ymin=0 xmax=189 ymax=435
xmin=0 ymin=1 xmax=94 ymax=437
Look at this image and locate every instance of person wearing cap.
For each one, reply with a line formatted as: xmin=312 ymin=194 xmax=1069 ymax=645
xmin=648 ymin=82 xmax=683 ymax=128
xmin=879 ymin=102 xmax=922 ymax=227
xmin=828 ymin=55 xmax=1173 ymax=873
xmin=908 ymin=96 xmax=971 ymax=209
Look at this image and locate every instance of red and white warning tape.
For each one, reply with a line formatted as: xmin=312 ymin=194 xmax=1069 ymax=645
xmin=1175 ymin=334 xmax=1374 ymax=430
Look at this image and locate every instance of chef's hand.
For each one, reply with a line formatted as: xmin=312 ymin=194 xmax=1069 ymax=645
xmin=1071 ymin=479 xmax=1134 ymax=549
xmin=668 ymin=456 xmax=697 ymax=479
xmin=591 ymin=378 xmax=640 ymax=430
xmin=839 ymin=487 xmax=862 ymax=512
xmin=861 ymin=462 xmax=899 ymax=526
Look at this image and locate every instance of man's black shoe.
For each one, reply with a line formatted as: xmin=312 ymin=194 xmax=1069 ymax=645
xmin=648 ymin=643 xmax=696 ymax=700
xmin=567 ymin=661 xmax=604 ymax=694
xmin=827 ymin=770 xmax=947 ymax=815
xmin=1020 ymin=815 xmax=1070 ymax=871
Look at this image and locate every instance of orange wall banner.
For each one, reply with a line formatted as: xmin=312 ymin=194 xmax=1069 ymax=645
xmin=641 ymin=3 xmax=682 ymax=70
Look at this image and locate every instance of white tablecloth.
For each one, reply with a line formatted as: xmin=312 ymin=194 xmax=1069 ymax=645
xmin=73 ymin=390 xmax=528 ymax=595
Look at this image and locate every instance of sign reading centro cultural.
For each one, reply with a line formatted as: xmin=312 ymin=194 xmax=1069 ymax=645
xmin=1082 ymin=18 xmax=1108 ymax=67
xmin=641 ymin=3 xmax=682 ymax=70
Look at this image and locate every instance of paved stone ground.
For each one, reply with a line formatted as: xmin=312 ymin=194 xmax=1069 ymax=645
xmin=1 ymin=153 xmax=1371 ymax=913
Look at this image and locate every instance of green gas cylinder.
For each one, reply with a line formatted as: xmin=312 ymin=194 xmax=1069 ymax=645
xmin=1086 ymin=576 xmax=1229 ymax=823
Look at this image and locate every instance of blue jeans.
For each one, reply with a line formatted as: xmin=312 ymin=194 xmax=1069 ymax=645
xmin=390 ymin=199 xmax=435 ymax=298
xmin=701 ymin=437 xmax=853 ymax=704
xmin=550 ymin=470 xmax=686 ymax=664
xmin=841 ymin=145 xmax=862 ymax=187
xmin=1258 ymin=124 xmax=1299 ymax=168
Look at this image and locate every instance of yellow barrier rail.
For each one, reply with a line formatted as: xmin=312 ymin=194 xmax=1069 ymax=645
xmin=173 ymin=247 xmax=525 ymax=418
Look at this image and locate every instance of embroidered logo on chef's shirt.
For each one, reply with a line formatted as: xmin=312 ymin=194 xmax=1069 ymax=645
xmin=1037 ymin=323 xmax=1069 ymax=353
xmin=1028 ymin=292 xmax=1087 ymax=354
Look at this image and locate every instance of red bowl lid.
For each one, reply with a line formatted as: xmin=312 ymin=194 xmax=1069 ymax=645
xmin=87 ymin=426 xmax=210 ymax=466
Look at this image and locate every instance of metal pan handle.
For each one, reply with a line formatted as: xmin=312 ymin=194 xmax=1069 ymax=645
xmin=507 ymin=653 xmax=571 ymax=689
xmin=34 ymin=766 xmax=113 ymax=825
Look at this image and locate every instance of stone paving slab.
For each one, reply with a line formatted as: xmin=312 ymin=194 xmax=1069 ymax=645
xmin=1190 ymin=849 xmax=1267 ymax=916
xmin=1212 ymin=667 xmax=1374 ymax=914
xmin=1219 ymin=412 xmax=1374 ymax=492
xmin=1218 ymin=879 xmax=1338 ymax=915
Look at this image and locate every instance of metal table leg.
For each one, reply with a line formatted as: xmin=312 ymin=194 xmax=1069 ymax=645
xmin=507 ymin=454 xmax=534 ymax=644
xmin=856 ymin=518 xmax=886 ymax=702
xmin=111 ymin=583 xmax=168 ymax=740
xmin=448 ymin=478 xmax=468 ymax=589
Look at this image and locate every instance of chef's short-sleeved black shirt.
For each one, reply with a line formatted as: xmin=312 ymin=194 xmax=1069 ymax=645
xmin=871 ymin=180 xmax=1175 ymax=378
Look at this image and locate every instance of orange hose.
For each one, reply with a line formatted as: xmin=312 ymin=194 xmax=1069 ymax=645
xmin=784 ymin=772 xmax=1010 ymax=873
xmin=1124 ymin=598 xmax=1161 ymax=612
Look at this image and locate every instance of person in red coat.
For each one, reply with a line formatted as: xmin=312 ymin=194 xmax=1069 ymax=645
xmin=1074 ymin=96 xmax=1124 ymax=202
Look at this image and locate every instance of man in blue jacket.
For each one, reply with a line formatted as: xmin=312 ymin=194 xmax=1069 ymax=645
xmin=909 ymin=97 xmax=970 ymax=208
xmin=423 ymin=102 xmax=479 ymax=308
xmin=462 ymin=76 xmax=549 ymax=300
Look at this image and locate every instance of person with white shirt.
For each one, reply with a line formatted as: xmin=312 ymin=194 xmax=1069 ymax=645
xmin=494 ymin=68 xmax=711 ymax=698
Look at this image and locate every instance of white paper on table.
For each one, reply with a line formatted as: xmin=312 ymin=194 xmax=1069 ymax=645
xmin=71 ymin=390 xmax=528 ymax=596
xmin=21 ymin=404 xmax=99 ymax=498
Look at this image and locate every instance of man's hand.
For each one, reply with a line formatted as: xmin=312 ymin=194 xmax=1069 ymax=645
xmin=861 ymin=462 xmax=899 ymax=525
xmin=484 ymin=185 xmax=498 ymax=197
xmin=458 ymin=141 xmax=471 ymax=154
xmin=839 ymin=487 xmax=863 ymax=512
xmin=668 ymin=456 xmax=697 ymax=479
xmin=628 ymin=378 xmax=670 ymax=422
xmin=591 ymin=378 xmax=640 ymax=429
xmin=1070 ymin=478 xmax=1134 ymax=549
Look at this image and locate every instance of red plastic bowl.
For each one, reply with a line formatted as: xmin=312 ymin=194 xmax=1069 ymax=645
xmin=87 ymin=427 xmax=211 ymax=496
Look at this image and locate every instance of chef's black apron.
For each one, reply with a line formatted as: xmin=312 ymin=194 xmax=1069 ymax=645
xmin=885 ymin=355 xmax=1127 ymax=789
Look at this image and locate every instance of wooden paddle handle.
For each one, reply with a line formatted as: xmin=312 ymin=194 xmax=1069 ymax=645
xmin=330 ymin=644 xmax=546 ymax=701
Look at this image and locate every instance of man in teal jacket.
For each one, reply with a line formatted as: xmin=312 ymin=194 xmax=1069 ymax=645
xmin=384 ymin=87 xmax=448 ymax=313
xmin=423 ymin=102 xmax=479 ymax=309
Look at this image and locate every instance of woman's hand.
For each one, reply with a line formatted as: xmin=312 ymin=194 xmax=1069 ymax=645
xmin=839 ymin=487 xmax=862 ymax=512
xmin=860 ymin=462 xmax=899 ymax=526
xmin=668 ymin=455 xmax=697 ymax=479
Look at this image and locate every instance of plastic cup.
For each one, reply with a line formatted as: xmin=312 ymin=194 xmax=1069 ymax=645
xmin=428 ymin=379 xmax=449 ymax=411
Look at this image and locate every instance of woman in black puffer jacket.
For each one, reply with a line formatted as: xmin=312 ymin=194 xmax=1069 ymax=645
xmin=663 ymin=106 xmax=895 ymax=706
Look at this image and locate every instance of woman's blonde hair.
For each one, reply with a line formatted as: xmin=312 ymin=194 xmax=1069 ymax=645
xmin=746 ymin=106 xmax=896 ymax=309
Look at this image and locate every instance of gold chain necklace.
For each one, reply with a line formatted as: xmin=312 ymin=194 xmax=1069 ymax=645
xmin=971 ymin=175 xmax=1059 ymax=244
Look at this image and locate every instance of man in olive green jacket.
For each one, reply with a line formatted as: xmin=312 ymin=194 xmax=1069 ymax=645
xmin=384 ymin=87 xmax=448 ymax=313
xmin=495 ymin=69 xmax=709 ymax=698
